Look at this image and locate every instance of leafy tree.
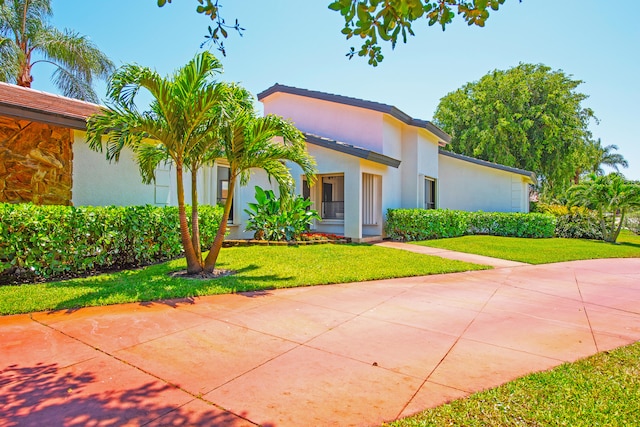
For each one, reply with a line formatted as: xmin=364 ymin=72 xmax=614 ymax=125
xmin=0 ymin=0 xmax=114 ymax=102
xmin=202 ymin=85 xmax=317 ymax=271
xmin=158 ymin=0 xmax=516 ymax=66
xmin=566 ymin=173 xmax=640 ymax=243
xmin=86 ymin=52 xmax=316 ymax=274
xmin=434 ymin=63 xmax=596 ymax=198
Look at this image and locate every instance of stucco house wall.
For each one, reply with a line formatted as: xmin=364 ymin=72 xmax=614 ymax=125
xmin=438 ymin=151 xmax=531 ymax=212
xmin=263 ymin=91 xmax=385 ymax=153
xmin=72 ymin=132 xmax=157 ymax=206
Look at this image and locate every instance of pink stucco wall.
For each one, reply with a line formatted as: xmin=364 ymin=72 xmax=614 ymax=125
xmin=262 ymin=92 xmax=385 ymax=152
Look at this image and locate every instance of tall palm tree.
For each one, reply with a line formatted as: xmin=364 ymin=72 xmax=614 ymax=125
xmin=86 ymin=52 xmax=227 ymax=274
xmin=567 ymin=173 xmax=640 ymax=243
xmin=594 ymin=142 xmax=628 ymax=175
xmin=202 ymin=85 xmax=317 ymax=272
xmin=0 ymin=0 xmax=113 ymax=102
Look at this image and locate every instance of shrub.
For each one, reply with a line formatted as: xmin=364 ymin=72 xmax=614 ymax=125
xmin=244 ymin=186 xmax=320 ymax=241
xmin=467 ymin=212 xmax=555 ymax=238
xmin=385 ymin=209 xmax=469 ymax=241
xmin=625 ymin=210 xmax=640 ymax=235
xmin=385 ymin=209 xmax=555 ymax=241
xmin=0 ymin=203 xmax=223 ymax=282
xmin=537 ymin=203 xmax=602 ymax=239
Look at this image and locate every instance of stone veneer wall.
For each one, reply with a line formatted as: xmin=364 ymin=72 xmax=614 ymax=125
xmin=0 ymin=116 xmax=73 ymax=205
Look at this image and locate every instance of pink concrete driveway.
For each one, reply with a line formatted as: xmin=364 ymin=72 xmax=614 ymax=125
xmin=2 ymin=258 xmax=640 ymax=426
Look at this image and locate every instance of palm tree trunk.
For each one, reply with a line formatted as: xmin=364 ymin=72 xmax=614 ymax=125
xmin=176 ymin=162 xmax=203 ymax=273
xmin=203 ymin=174 xmax=236 ymax=272
xmin=190 ymin=164 xmax=202 ymax=263
xmin=612 ymin=208 xmax=626 ymax=243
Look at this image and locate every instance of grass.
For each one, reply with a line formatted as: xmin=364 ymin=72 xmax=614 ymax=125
xmin=0 ymin=243 xmax=487 ymax=315
xmin=386 ymin=341 xmax=640 ymax=426
xmin=413 ymin=229 xmax=640 ymax=264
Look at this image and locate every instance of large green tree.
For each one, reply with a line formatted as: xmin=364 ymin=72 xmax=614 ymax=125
xmin=433 ymin=63 xmax=596 ymax=198
xmin=0 ymin=0 xmax=114 ymax=102
xmin=86 ymin=52 xmax=316 ymax=275
xmin=567 ymin=173 xmax=640 ymax=243
xmin=158 ymin=0 xmax=516 ymax=65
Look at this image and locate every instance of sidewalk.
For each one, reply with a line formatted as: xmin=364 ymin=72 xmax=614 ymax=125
xmin=2 ymin=257 xmax=640 ymax=426
xmin=373 ymin=241 xmax=530 ymax=268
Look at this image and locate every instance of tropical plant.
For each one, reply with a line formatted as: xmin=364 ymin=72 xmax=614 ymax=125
xmin=86 ymin=52 xmax=229 ymax=274
xmin=434 ymin=63 xmax=597 ymax=199
xmin=0 ymin=0 xmax=114 ymax=101
xmin=244 ymin=186 xmax=320 ymax=241
xmin=202 ymin=86 xmax=317 ymax=271
xmin=566 ymin=173 xmax=640 ymax=243
xmin=87 ymin=52 xmax=316 ymax=274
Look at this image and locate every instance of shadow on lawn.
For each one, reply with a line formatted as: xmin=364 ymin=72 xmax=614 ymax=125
xmin=43 ymin=262 xmax=294 ymax=313
xmin=1 ymin=362 xmax=271 ymax=426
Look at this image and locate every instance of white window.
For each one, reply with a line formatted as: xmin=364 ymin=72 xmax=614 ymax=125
xmin=424 ymin=177 xmax=436 ymax=209
xmin=217 ymin=165 xmax=233 ymax=222
xmin=320 ymin=175 xmax=344 ymax=220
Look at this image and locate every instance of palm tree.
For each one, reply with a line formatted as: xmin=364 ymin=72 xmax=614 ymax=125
xmin=594 ymin=142 xmax=628 ymax=175
xmin=0 ymin=0 xmax=113 ymax=102
xmin=86 ymin=52 xmax=317 ymax=275
xmin=202 ymin=85 xmax=317 ymax=272
xmin=86 ymin=52 xmax=227 ymax=274
xmin=567 ymin=173 xmax=640 ymax=243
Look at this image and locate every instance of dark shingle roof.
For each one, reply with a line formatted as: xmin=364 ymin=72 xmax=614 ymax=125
xmin=0 ymin=82 xmax=100 ymax=129
xmin=438 ymin=149 xmax=537 ymax=184
xmin=258 ymin=84 xmax=451 ymax=144
xmin=305 ymin=133 xmax=401 ymax=168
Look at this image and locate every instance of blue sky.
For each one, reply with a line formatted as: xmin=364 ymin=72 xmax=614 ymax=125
xmin=38 ymin=0 xmax=639 ymax=180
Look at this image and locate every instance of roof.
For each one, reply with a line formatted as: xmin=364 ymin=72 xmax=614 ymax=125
xmin=0 ymin=82 xmax=100 ymax=130
xmin=258 ymin=84 xmax=451 ymax=144
xmin=438 ymin=149 xmax=537 ymax=184
xmin=305 ymin=133 xmax=401 ymax=168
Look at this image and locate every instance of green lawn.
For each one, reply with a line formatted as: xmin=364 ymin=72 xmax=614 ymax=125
xmin=413 ymin=230 xmax=640 ymax=264
xmin=0 ymin=243 xmax=487 ymax=315
xmin=386 ymin=341 xmax=640 ymax=427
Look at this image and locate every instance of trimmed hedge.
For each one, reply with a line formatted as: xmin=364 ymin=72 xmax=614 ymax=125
xmin=385 ymin=209 xmax=555 ymax=241
xmin=0 ymin=203 xmax=223 ymax=281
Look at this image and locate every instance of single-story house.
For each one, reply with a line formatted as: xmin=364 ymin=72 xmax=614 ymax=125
xmin=0 ymin=81 xmax=536 ymax=241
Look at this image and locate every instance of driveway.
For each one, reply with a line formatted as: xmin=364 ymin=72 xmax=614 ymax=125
xmin=2 ymin=257 xmax=640 ymax=426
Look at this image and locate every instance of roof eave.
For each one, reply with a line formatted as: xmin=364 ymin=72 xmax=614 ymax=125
xmin=305 ymin=134 xmax=401 ymax=168
xmin=438 ymin=149 xmax=537 ymax=184
xmin=259 ymin=84 xmax=451 ymax=145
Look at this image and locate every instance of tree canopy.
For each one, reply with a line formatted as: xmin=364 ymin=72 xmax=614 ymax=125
xmin=433 ymin=63 xmax=598 ymax=198
xmin=0 ymin=0 xmax=114 ymax=102
xmin=158 ymin=0 xmax=516 ymax=65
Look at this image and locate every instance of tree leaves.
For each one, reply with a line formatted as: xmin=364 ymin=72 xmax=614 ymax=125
xmin=161 ymin=0 xmax=517 ymax=66
xmin=434 ymin=63 xmax=597 ymax=199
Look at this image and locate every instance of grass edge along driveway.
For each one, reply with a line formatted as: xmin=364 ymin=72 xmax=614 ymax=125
xmin=386 ymin=340 xmax=640 ymax=427
xmin=0 ymin=243 xmax=488 ymax=315
xmin=413 ymin=230 xmax=640 ymax=264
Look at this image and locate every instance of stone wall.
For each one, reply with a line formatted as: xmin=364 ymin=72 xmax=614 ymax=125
xmin=0 ymin=117 xmax=73 ymax=205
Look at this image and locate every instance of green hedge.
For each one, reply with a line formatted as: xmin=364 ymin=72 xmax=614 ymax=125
xmin=0 ymin=203 xmax=223 ymax=281
xmin=385 ymin=209 xmax=555 ymax=241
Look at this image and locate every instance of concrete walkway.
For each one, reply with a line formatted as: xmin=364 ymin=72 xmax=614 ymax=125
xmin=2 ymin=258 xmax=640 ymax=426
xmin=374 ymin=241 xmax=530 ymax=268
